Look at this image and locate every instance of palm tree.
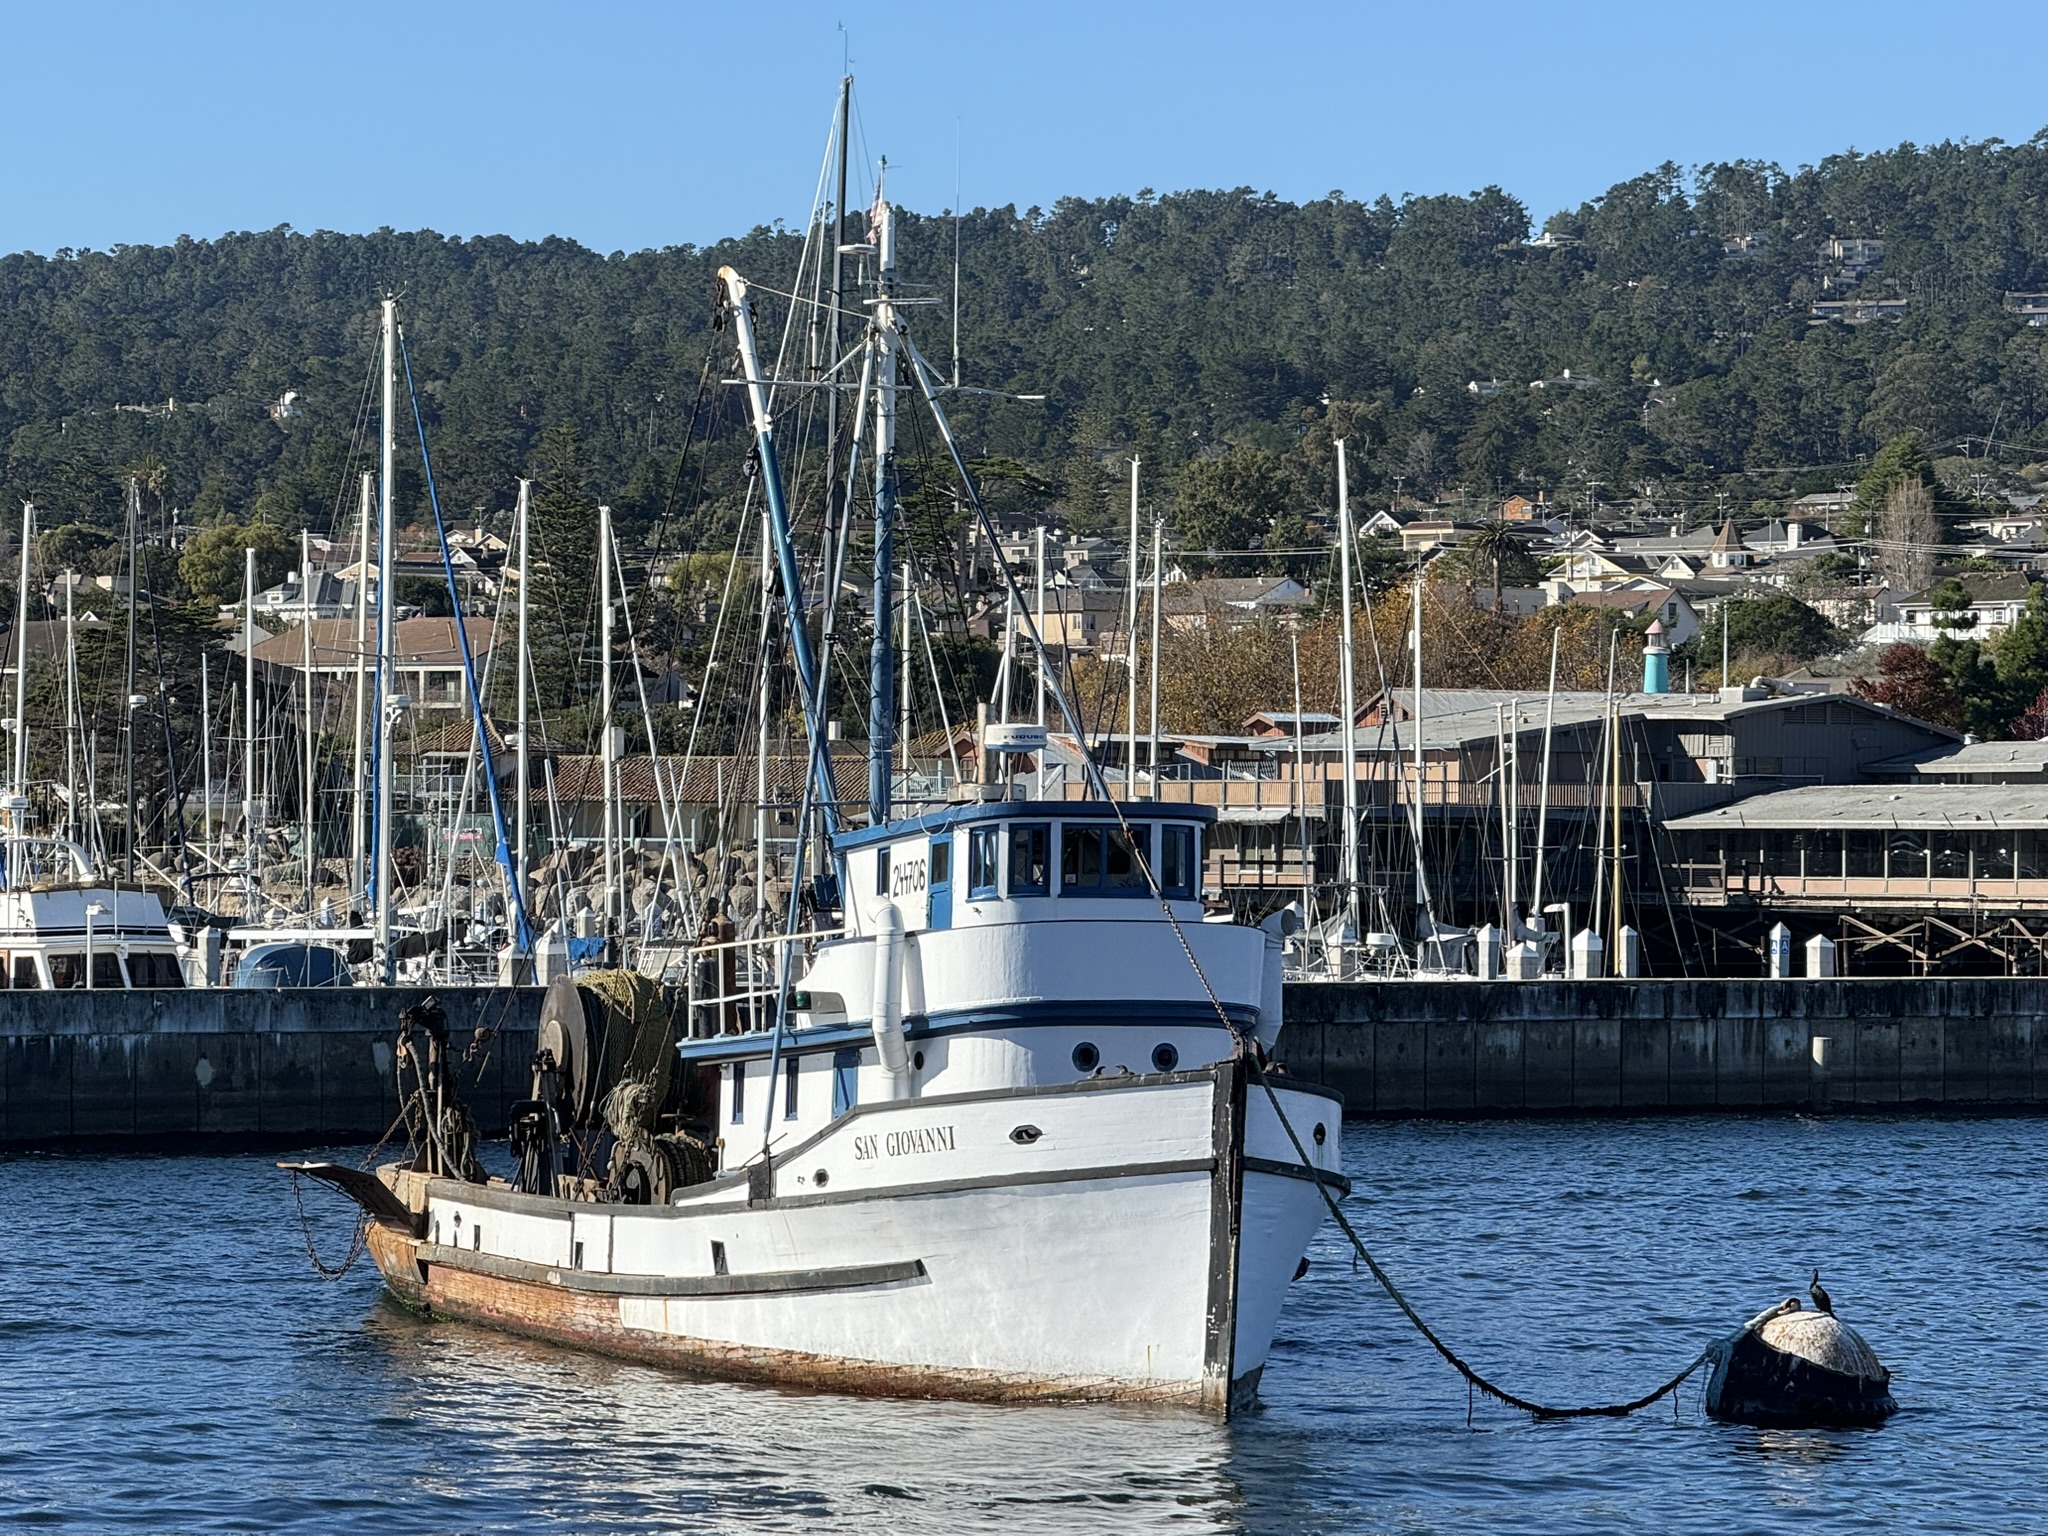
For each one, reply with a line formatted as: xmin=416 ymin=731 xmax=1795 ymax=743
xmin=1462 ymin=519 xmax=1523 ymax=607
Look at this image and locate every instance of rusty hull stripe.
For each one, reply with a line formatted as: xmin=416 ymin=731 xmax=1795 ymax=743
xmin=415 ymin=1243 xmax=928 ymax=1298
xmin=366 ymin=1223 xmax=1210 ymax=1408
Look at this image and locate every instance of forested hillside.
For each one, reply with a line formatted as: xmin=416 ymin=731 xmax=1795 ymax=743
xmin=7 ymin=132 xmax=2048 ymax=554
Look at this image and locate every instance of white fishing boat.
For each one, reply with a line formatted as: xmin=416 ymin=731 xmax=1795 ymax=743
xmin=324 ymin=796 xmax=1341 ymax=1410
xmin=292 ymin=84 xmax=1342 ymax=1413
xmin=0 ymin=829 xmax=187 ymax=989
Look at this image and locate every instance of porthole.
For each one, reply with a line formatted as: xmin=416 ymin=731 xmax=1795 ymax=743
xmin=912 ymin=1050 xmax=925 ymax=1071
xmin=1071 ymin=1041 xmax=1100 ymax=1072
xmin=1010 ymin=1124 xmax=1043 ymax=1145
xmin=1151 ymin=1043 xmax=1179 ymax=1072
xmin=813 ymin=1168 xmax=830 ymax=1189
xmin=1312 ymin=1122 xmax=1327 ymax=1146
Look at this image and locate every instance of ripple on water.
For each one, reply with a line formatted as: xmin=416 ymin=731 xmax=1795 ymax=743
xmin=4 ymin=1117 xmax=2047 ymax=1533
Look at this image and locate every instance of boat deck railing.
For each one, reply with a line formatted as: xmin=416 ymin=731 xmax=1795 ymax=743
xmin=683 ymin=926 xmax=847 ymax=1038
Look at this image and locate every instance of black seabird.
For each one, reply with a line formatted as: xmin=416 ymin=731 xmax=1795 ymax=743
xmin=1810 ymin=1269 xmax=1834 ymax=1315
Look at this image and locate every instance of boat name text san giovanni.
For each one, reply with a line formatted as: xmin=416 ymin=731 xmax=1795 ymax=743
xmin=853 ymin=1124 xmax=958 ymax=1161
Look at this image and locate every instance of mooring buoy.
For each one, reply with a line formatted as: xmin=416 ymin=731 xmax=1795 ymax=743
xmin=1703 ymin=1296 xmax=1896 ymax=1428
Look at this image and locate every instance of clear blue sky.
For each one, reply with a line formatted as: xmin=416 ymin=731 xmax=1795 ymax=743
xmin=5 ymin=0 xmax=2043 ymax=256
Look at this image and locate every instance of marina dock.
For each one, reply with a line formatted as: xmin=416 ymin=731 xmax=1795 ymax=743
xmin=6 ymin=975 xmax=2046 ymax=1145
xmin=1279 ymin=978 xmax=2048 ymax=1116
xmin=0 ymin=988 xmax=541 ymax=1144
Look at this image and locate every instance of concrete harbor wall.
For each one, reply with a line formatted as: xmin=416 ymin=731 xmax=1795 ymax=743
xmin=1278 ymin=978 xmax=2048 ymax=1117
xmin=0 ymin=988 xmax=542 ymax=1145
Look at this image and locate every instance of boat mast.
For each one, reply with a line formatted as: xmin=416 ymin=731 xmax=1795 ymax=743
xmin=1124 ymin=457 xmax=1139 ymax=793
xmin=868 ymin=184 xmax=899 ymax=826
xmin=350 ymin=471 xmax=371 ymax=912
xmin=199 ymin=653 xmax=210 ymax=865
xmin=513 ymin=478 xmax=531 ymax=944
xmin=1336 ymin=442 xmax=1359 ymax=938
xmin=599 ymin=500 xmax=617 ymax=944
xmin=1034 ymin=526 xmax=1047 ymax=729
xmin=718 ymin=265 xmax=836 ymax=822
xmin=1147 ymin=518 xmax=1162 ymax=796
xmin=64 ymin=570 xmax=78 ymax=848
xmin=375 ymin=297 xmax=397 ymax=982
xmin=1529 ymin=625 xmax=1560 ymax=944
xmin=899 ymin=559 xmax=911 ymax=793
xmin=1292 ymin=631 xmax=1310 ymax=917
xmin=302 ymin=528 xmax=315 ymax=914
xmin=11 ymin=502 xmax=33 ymax=844
xmin=123 ymin=478 xmax=138 ymax=881
xmin=821 ymin=75 xmax=851 ymax=614
xmin=243 ymin=546 xmax=257 ymax=913
xmin=1411 ymin=555 xmax=1433 ymax=925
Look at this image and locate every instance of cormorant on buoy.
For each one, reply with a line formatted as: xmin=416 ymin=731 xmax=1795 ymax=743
xmin=1810 ymin=1269 xmax=1834 ymax=1316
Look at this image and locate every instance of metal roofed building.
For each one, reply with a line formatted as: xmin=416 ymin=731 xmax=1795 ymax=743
xmin=1665 ymin=784 xmax=2048 ymax=972
xmin=1865 ymin=739 xmax=2048 ymax=784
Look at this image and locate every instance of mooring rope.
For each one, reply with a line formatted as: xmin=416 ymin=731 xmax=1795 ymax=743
xmin=1246 ymin=1060 xmax=1712 ymax=1419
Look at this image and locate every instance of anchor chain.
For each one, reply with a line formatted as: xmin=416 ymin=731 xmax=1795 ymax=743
xmin=1247 ymin=1059 xmax=1712 ymax=1419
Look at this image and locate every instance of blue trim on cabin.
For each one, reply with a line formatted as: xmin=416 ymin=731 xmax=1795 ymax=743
xmin=829 ymin=797 xmax=1217 ymax=855
xmin=676 ymin=996 xmax=1255 ymax=1065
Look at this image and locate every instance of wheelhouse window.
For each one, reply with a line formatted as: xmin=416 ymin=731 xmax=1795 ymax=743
xmin=48 ymin=953 xmax=82 ymax=990
xmin=968 ymin=827 xmax=1001 ymax=900
xmin=1008 ymin=824 xmax=1049 ymax=896
xmin=876 ymin=847 xmax=890 ymax=896
xmin=1060 ymin=824 xmax=1152 ymax=894
xmin=1160 ymin=825 xmax=1198 ymax=899
xmin=91 ymin=953 xmax=123 ymax=990
xmin=12 ymin=955 xmax=38 ymax=989
xmin=125 ymin=952 xmax=185 ymax=988
xmin=831 ymin=1047 xmax=860 ymax=1117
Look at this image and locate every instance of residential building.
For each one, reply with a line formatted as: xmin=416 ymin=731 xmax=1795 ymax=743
xmin=247 ymin=616 xmax=496 ymax=712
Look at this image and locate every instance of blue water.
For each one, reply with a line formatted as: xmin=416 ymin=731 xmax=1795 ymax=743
xmin=3 ymin=1115 xmax=2043 ymax=1533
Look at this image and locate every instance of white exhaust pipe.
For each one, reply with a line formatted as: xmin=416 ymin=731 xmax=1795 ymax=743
xmin=870 ymin=903 xmax=910 ymax=1097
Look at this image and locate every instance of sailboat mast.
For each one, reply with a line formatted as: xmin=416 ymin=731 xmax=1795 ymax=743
xmin=1147 ymin=519 xmax=1162 ymax=795
xmin=909 ymin=561 xmax=917 ymax=794
xmin=1124 ymin=457 xmax=1139 ymax=794
xmin=301 ymin=529 xmax=316 ymax=913
xmin=1335 ymin=443 xmax=1359 ymax=931
xmin=1292 ymin=631 xmax=1310 ymax=914
xmin=64 ymin=571 xmax=78 ymax=847
xmin=1412 ymin=556 xmax=1427 ymax=917
xmin=823 ymin=75 xmax=851 ymax=598
xmin=124 ymin=478 xmax=138 ymax=880
xmin=350 ymin=471 xmax=371 ymax=912
xmin=11 ymin=502 xmax=32 ymax=800
xmin=199 ymin=653 xmax=210 ymax=863
xmin=868 ymin=190 xmax=900 ymax=826
xmin=600 ymin=501 xmax=617 ymax=942
xmin=243 ymin=546 xmax=257 ymax=913
xmin=1034 ymin=526 xmax=1047 ymax=729
xmin=513 ymin=478 xmax=531 ymax=938
xmin=1529 ymin=626 xmax=1559 ymax=929
xmin=375 ymin=297 xmax=397 ymax=982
